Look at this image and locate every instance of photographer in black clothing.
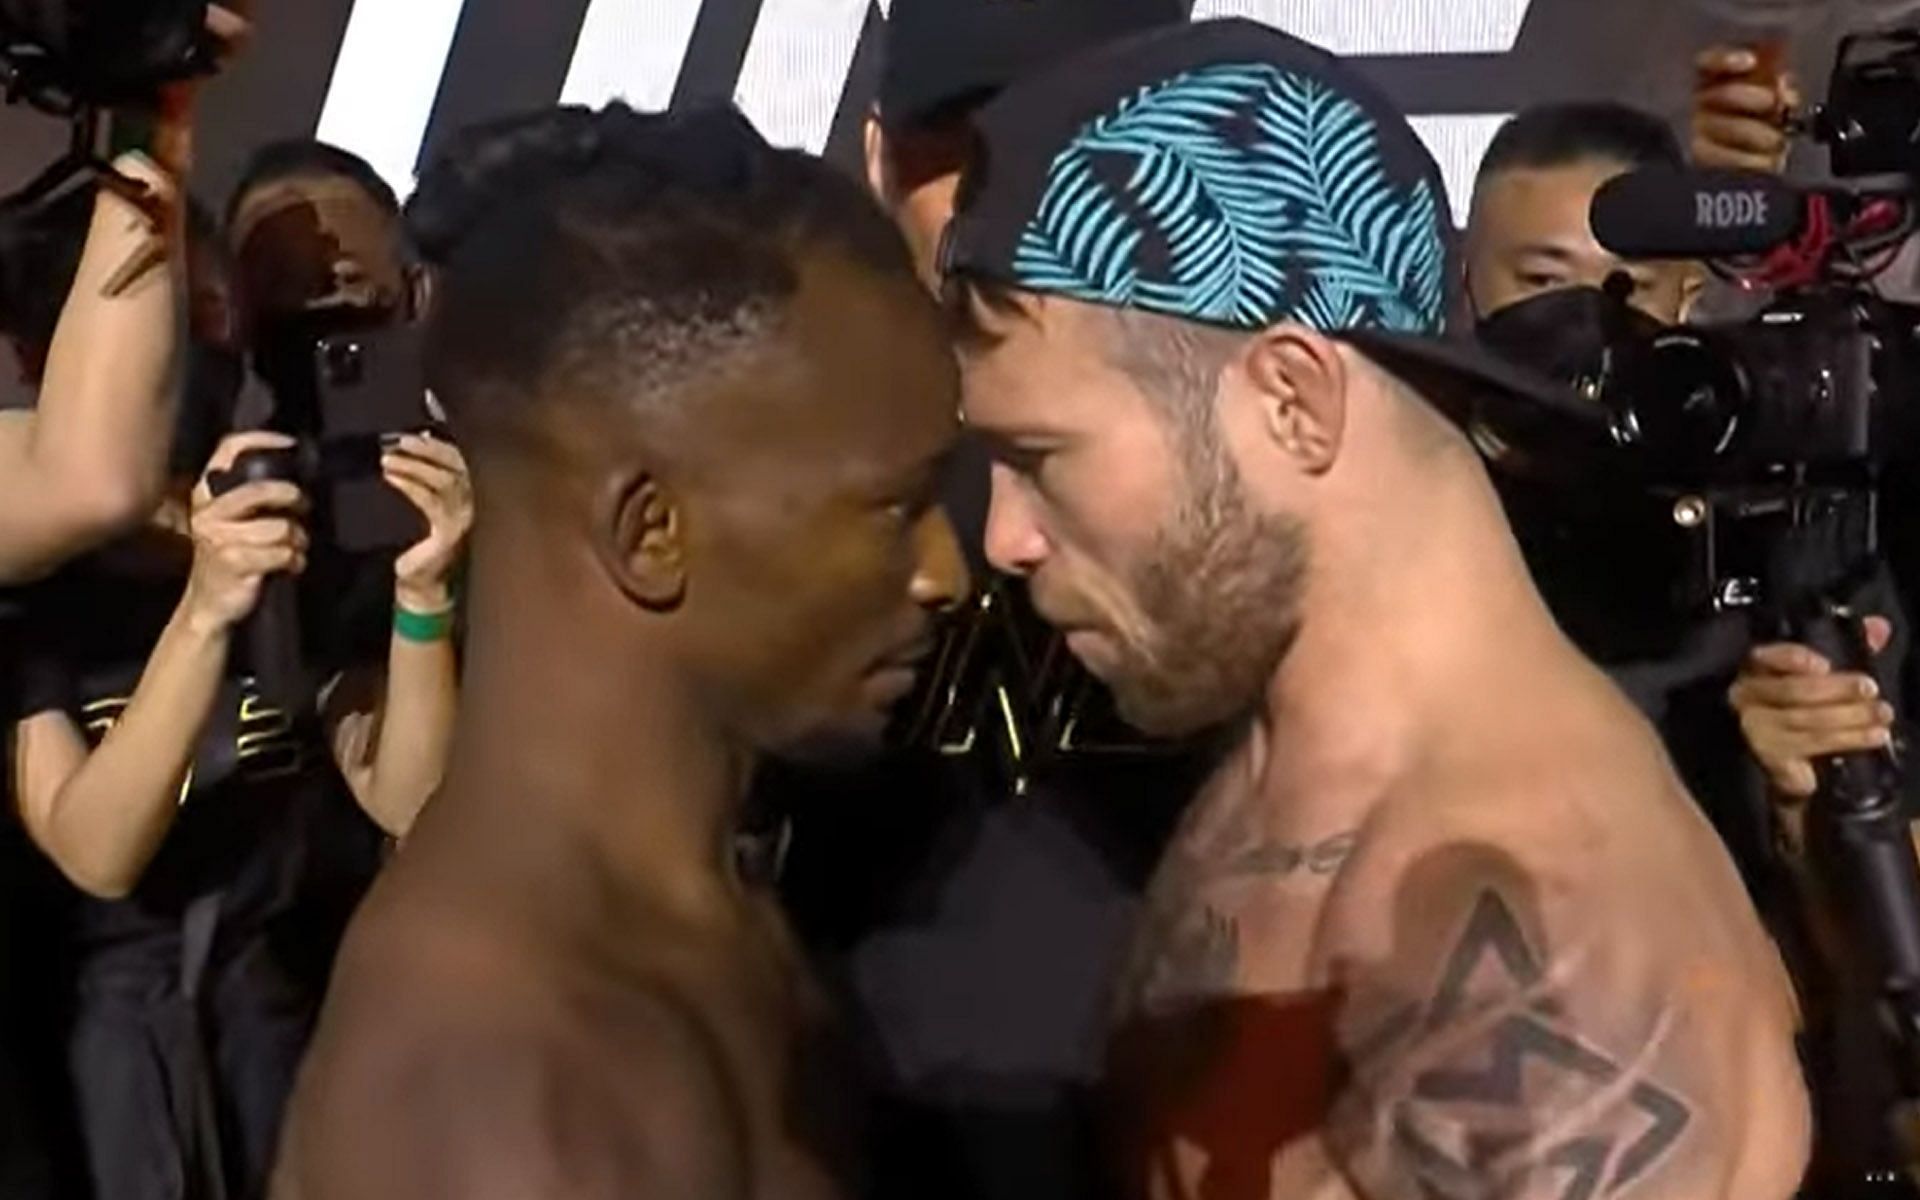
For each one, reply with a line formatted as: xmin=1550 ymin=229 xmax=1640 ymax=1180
xmin=1462 ymin=105 xmax=1777 ymax=845
xmin=7 ymin=416 xmax=466 ymax=1200
xmin=0 ymin=169 xmax=242 ymax=1200
xmin=0 ymin=126 xmax=465 ymax=1198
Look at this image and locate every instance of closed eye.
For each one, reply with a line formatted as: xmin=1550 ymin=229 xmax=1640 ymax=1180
xmin=992 ymin=442 xmax=1051 ymax=477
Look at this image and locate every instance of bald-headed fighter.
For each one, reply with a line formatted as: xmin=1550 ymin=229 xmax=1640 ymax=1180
xmin=271 ymin=104 xmax=967 ymax=1199
xmin=944 ymin=21 xmax=1811 ymax=1200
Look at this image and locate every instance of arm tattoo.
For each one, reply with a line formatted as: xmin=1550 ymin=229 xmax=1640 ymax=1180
xmin=1334 ymin=888 xmax=1694 ymax=1200
xmin=1133 ymin=906 xmax=1242 ymax=1014
xmin=1220 ymin=830 xmax=1358 ymax=882
xmin=1123 ymin=830 xmax=1358 ymax=1016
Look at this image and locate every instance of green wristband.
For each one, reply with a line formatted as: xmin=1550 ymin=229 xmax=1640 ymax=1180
xmin=394 ymin=604 xmax=455 ymax=644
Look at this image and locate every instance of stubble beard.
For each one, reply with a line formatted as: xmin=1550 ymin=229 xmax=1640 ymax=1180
xmin=1103 ymin=445 xmax=1308 ymax=740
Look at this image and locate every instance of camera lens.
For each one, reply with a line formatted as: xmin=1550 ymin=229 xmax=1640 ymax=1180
xmin=322 ymin=340 xmax=365 ymax=387
xmin=1611 ymin=330 xmax=1748 ymax=468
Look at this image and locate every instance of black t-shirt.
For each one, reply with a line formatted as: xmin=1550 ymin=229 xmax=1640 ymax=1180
xmin=13 ymin=566 xmax=382 ymax=973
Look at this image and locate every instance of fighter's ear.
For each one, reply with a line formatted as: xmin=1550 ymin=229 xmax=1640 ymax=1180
xmin=404 ymin=263 xmax=435 ymax=324
xmin=863 ymin=109 xmax=893 ymax=203
xmin=596 ymin=471 xmax=687 ymax=612
xmin=1236 ymin=324 xmax=1347 ymax=476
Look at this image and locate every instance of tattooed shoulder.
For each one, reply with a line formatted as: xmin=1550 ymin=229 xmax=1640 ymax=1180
xmin=1327 ymin=848 xmax=1699 ymax=1200
xmin=1119 ymin=828 xmax=1360 ymax=1018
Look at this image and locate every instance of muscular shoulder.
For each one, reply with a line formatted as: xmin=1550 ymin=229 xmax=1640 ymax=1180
xmin=1331 ymin=686 xmax=1738 ymax=938
xmin=280 ymin=915 xmax=747 ymax=1200
xmin=281 ymin=990 xmax=747 ymax=1200
xmin=1316 ymin=822 xmax=1809 ymax=1200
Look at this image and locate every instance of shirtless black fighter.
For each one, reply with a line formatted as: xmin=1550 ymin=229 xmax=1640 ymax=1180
xmin=272 ymin=103 xmax=967 ymax=1199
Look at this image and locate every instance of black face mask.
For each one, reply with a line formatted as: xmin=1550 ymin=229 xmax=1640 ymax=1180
xmin=1472 ymin=285 xmax=1667 ymax=390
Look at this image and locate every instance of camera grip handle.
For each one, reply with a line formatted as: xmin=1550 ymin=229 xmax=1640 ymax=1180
xmin=247 ymin=573 xmax=306 ymax=714
xmin=1799 ymin=606 xmax=1920 ymax=1098
xmin=210 ymin=448 xmax=311 ymax=714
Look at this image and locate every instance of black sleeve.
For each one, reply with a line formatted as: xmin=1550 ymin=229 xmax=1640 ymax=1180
xmin=6 ymin=596 xmax=74 ymax=724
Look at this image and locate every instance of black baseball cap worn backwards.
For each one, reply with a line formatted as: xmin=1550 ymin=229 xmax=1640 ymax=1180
xmin=880 ymin=0 xmax=1185 ymax=131
xmin=941 ymin=18 xmax=1601 ymax=433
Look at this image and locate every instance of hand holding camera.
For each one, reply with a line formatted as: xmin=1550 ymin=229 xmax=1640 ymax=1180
xmin=1730 ymin=619 xmax=1898 ymax=799
xmin=183 ymin=430 xmax=309 ymax=636
xmin=384 ymin=434 xmax=472 ymax=615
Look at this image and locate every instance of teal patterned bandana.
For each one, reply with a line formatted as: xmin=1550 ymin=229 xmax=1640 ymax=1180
xmin=944 ymin=18 xmax=1598 ymax=432
xmin=945 ymin=19 xmax=1451 ymax=338
xmin=1011 ymin=61 xmax=1446 ymax=334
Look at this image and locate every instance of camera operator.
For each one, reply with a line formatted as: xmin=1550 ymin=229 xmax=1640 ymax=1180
xmin=1466 ymin=103 xmax=1704 ymax=325
xmin=1690 ymin=44 xmax=1920 ymax=1197
xmin=5 ymin=416 xmax=467 ymax=1200
xmin=1692 ymin=46 xmax=1920 ymax=821
xmin=1464 ymin=103 xmax=1774 ymax=762
xmin=225 ymin=140 xmax=417 ymax=350
xmin=219 ymin=137 xmax=449 ymax=684
xmin=1473 ymin=76 xmax=1920 ymax=1196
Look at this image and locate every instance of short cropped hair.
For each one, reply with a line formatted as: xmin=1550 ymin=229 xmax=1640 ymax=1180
xmin=405 ymin=102 xmax=919 ymax=453
xmin=226 ymin=139 xmax=400 ymax=227
xmin=1476 ymin=102 xmax=1683 ymax=182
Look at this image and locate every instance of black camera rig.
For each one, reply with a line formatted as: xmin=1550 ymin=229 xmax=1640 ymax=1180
xmin=1481 ymin=28 xmax=1920 ymax=1180
xmin=0 ymin=0 xmax=213 ymax=112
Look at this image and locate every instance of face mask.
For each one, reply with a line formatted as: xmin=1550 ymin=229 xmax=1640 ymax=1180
xmin=1467 ymin=286 xmax=1672 ymax=482
xmin=1472 ymin=285 xmax=1667 ymax=392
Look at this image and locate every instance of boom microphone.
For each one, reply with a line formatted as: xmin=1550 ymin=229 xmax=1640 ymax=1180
xmin=1590 ymin=167 xmax=1804 ymax=259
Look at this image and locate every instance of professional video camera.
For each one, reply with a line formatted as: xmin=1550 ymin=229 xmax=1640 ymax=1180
xmin=0 ymin=0 xmax=215 ymax=111
xmin=1478 ymin=27 xmax=1920 ymax=1180
xmin=1 ymin=0 xmax=219 ymax=231
xmin=1477 ymin=31 xmax=1920 ymax=630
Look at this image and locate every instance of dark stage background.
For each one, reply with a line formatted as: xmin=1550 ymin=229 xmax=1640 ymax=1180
xmin=1 ymin=0 xmax=1914 ymax=480
xmin=7 ymin=0 xmax=1919 ymax=219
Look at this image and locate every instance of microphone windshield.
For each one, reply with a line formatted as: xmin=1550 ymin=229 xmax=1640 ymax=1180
xmin=1590 ymin=167 xmax=1802 ymax=259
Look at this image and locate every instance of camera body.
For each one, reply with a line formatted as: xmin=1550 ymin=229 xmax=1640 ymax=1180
xmin=1482 ymin=32 xmax=1920 ymax=644
xmin=1601 ymin=290 xmax=1916 ymax=481
xmin=0 ymin=0 xmax=214 ymax=109
xmin=1821 ymin=27 xmax=1920 ymax=180
xmin=1475 ymin=283 xmax=1920 ymax=651
xmin=248 ymin=316 xmax=437 ymax=556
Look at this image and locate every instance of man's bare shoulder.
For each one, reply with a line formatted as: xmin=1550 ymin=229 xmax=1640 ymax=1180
xmin=1346 ymin=680 xmax=1733 ymax=892
xmin=1315 ymin=796 xmax=1809 ymax=1199
xmin=278 ymin=892 xmax=747 ymax=1200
